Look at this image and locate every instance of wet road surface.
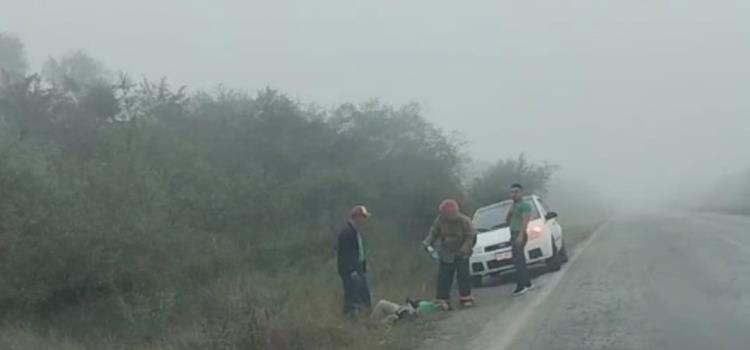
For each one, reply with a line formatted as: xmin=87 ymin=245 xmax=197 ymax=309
xmin=421 ymin=213 xmax=750 ymax=350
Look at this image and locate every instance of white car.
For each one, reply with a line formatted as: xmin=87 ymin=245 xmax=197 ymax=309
xmin=469 ymin=195 xmax=567 ymax=286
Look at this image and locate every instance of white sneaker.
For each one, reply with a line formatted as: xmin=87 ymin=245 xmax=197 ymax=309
xmin=512 ymin=285 xmax=532 ymax=296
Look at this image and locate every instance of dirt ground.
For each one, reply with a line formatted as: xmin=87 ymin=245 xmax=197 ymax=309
xmin=412 ymin=221 xmax=603 ymax=350
xmin=359 ymin=221 xmax=603 ymax=350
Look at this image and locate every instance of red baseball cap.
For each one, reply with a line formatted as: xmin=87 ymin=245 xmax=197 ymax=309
xmin=350 ymin=205 xmax=371 ymax=218
xmin=439 ymin=199 xmax=459 ymax=215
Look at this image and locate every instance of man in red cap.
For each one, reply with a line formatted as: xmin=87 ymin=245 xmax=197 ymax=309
xmin=422 ymin=199 xmax=477 ymax=308
xmin=337 ymin=205 xmax=372 ymax=315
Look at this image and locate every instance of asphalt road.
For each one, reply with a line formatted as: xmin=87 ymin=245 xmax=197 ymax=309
xmin=421 ymin=213 xmax=750 ymax=350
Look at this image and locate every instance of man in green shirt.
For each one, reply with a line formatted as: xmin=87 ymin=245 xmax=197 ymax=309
xmin=506 ymin=183 xmax=533 ymax=295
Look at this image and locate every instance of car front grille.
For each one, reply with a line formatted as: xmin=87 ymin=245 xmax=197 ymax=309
xmin=484 ymin=242 xmax=511 ymax=253
xmin=487 ymin=259 xmax=514 ymax=270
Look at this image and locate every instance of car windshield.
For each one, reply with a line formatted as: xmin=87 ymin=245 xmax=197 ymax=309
xmin=473 ymin=202 xmax=512 ymax=233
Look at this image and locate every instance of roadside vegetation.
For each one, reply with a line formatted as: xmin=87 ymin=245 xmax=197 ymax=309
xmin=1 ymin=33 xmax=602 ymax=349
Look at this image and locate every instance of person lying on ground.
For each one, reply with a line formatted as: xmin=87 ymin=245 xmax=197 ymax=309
xmin=370 ymin=298 xmax=447 ymax=325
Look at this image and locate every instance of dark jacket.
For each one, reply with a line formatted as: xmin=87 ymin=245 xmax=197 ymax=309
xmin=337 ymin=221 xmax=367 ymax=276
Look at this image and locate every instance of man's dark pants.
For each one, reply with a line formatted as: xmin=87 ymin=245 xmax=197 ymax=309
xmin=511 ymin=232 xmax=531 ymax=288
xmin=340 ymin=271 xmax=372 ymax=314
xmin=436 ymin=256 xmax=472 ymax=301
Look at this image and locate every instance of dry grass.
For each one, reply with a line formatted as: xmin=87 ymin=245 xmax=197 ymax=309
xmin=0 ymin=243 xmax=436 ymax=350
xmin=1 ymin=221 xmax=604 ymax=350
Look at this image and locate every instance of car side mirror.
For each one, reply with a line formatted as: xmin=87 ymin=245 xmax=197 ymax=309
xmin=545 ymin=212 xmax=558 ymax=220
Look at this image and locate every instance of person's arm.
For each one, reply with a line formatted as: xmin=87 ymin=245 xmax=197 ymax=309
xmin=422 ymin=218 xmax=440 ymax=248
xmin=459 ymin=218 xmax=477 ymax=256
xmin=517 ymin=204 xmax=532 ymax=243
xmin=506 ymin=207 xmax=513 ymax=225
xmin=338 ymin=229 xmax=357 ymax=275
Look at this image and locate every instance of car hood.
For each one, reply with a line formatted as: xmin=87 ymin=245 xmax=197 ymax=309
xmin=476 ymin=227 xmax=511 ymax=247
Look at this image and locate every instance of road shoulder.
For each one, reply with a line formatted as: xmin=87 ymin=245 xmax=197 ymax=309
xmin=418 ymin=221 xmax=605 ymax=350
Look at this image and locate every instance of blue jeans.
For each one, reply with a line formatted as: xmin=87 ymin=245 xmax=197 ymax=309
xmin=511 ymin=233 xmax=531 ymax=288
xmin=341 ymin=272 xmax=372 ymax=315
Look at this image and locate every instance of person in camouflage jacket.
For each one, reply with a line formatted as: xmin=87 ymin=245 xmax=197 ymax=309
xmin=422 ymin=199 xmax=477 ymax=308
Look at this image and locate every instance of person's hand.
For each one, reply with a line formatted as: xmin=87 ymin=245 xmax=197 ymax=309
xmin=349 ymin=271 xmax=360 ymax=281
xmin=515 ymin=235 xmax=526 ymax=246
xmin=424 ymin=246 xmax=439 ymax=260
xmin=430 ymin=251 xmax=440 ymax=260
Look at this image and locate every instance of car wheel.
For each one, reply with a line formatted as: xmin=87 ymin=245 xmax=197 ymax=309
xmin=546 ymin=240 xmax=563 ymax=272
xmin=560 ymin=241 xmax=569 ymax=263
xmin=472 ymin=275 xmax=483 ymax=288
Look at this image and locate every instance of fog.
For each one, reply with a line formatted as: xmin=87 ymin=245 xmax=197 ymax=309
xmin=3 ymin=0 xmax=748 ymax=208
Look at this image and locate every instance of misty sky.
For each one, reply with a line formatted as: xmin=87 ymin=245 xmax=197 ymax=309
xmin=2 ymin=0 xmax=749 ymax=205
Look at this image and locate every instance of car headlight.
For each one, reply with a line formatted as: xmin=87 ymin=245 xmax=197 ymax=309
xmin=527 ymin=225 xmax=544 ymax=240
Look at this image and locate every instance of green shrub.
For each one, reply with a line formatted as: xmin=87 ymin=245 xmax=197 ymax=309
xmin=0 ymin=47 xmax=555 ymax=349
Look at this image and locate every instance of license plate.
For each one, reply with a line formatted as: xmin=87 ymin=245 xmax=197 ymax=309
xmin=495 ymin=252 xmax=512 ymax=261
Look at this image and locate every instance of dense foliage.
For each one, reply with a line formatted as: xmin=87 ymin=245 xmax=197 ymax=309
xmin=0 ymin=40 xmax=557 ymax=348
xmin=469 ymin=154 xmax=558 ymax=208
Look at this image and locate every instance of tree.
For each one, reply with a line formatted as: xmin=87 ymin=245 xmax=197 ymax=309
xmin=0 ymin=33 xmax=28 ymax=80
xmin=0 ymin=75 xmax=58 ymax=141
xmin=0 ymin=52 xmax=470 ymax=342
xmin=469 ymin=154 xmax=558 ymax=208
xmin=41 ymin=50 xmax=109 ymax=94
xmin=329 ymin=101 xmax=466 ymax=230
